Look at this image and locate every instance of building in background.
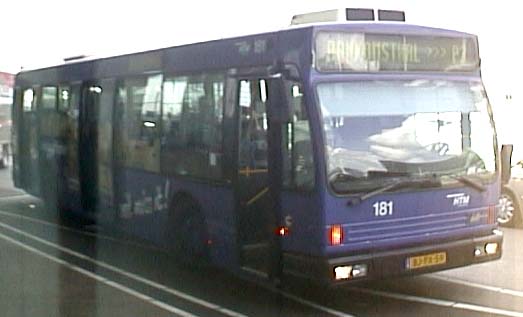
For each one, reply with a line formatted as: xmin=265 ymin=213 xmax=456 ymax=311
xmin=0 ymin=72 xmax=13 ymax=104
xmin=0 ymin=71 xmax=14 ymax=167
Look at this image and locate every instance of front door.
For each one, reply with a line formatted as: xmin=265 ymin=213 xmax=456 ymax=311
xmin=236 ymin=78 xmax=281 ymax=277
xmin=18 ymin=88 xmax=39 ymax=193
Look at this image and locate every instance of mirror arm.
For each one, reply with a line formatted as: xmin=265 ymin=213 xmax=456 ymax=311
xmin=501 ymin=144 xmax=513 ymax=185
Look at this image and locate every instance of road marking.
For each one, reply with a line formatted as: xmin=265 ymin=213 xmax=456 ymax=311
xmin=0 ymin=193 xmax=27 ymax=199
xmin=0 ymin=208 xmax=163 ymax=252
xmin=354 ymin=287 xmax=523 ymax=317
xmin=0 ymin=220 xmax=248 ymax=317
xmin=430 ymin=275 xmax=523 ymax=298
xmin=0 ymin=231 xmax=199 ymax=317
xmin=2 ymin=200 xmax=523 ymax=317
xmin=0 ymin=209 xmax=357 ymax=317
xmin=266 ymin=285 xmax=356 ymax=317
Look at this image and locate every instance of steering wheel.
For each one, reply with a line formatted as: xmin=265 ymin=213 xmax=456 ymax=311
xmin=426 ymin=142 xmax=450 ymax=155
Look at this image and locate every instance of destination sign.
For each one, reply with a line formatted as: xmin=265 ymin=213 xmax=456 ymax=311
xmin=315 ymin=32 xmax=479 ymax=72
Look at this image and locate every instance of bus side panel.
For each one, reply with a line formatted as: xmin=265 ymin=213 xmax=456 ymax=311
xmin=113 ymin=169 xmax=238 ymax=269
xmin=280 ymin=191 xmax=323 ymax=255
xmin=165 ymin=179 xmax=237 ymax=269
xmin=114 ymin=169 xmax=169 ymax=241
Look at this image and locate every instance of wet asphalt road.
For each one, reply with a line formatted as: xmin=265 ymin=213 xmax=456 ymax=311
xmin=0 ymin=167 xmax=522 ymax=317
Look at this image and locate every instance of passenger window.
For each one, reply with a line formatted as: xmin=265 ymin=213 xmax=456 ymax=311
xmin=283 ymin=83 xmax=314 ymax=190
xmin=23 ymin=89 xmax=34 ymax=112
xmin=58 ymin=86 xmax=70 ymax=111
xmin=118 ymin=74 xmax=162 ymax=172
xmin=162 ymin=73 xmax=225 ymax=179
xmin=41 ymin=86 xmax=57 ymax=110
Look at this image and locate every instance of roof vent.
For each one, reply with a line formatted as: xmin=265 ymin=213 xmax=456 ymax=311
xmin=291 ymin=8 xmax=405 ymax=25
xmin=377 ymin=9 xmax=405 ymax=22
xmin=346 ymin=8 xmax=374 ymax=21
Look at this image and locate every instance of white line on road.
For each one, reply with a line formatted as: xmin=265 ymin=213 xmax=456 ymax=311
xmin=3 ymin=203 xmax=523 ymax=317
xmin=0 ymin=231 xmax=199 ymax=317
xmin=0 ymin=208 xmax=358 ymax=317
xmin=0 ymin=207 xmax=163 ymax=252
xmin=0 ymin=219 xmax=248 ymax=317
xmin=430 ymin=275 xmax=523 ymax=298
xmin=354 ymin=287 xmax=523 ymax=317
xmin=4 ymin=195 xmax=523 ymax=317
xmin=266 ymin=285 xmax=356 ymax=317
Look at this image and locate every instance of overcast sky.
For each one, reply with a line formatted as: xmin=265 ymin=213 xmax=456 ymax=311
xmin=1 ymin=0 xmax=520 ymax=140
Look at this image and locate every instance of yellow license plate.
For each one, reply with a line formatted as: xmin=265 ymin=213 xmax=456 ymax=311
xmin=407 ymin=252 xmax=447 ymax=270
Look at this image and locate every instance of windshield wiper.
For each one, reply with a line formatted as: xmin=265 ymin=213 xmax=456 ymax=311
xmin=347 ymin=176 xmax=442 ymax=206
xmin=329 ymin=168 xmax=409 ymax=185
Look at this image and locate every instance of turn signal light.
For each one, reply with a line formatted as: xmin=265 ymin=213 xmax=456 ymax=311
xmin=330 ymin=224 xmax=343 ymax=246
xmin=277 ymin=226 xmax=289 ymax=236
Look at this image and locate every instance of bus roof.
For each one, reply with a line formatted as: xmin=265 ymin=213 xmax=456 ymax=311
xmin=15 ymin=23 xmax=477 ymax=86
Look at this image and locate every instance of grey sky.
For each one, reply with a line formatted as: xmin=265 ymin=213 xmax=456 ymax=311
xmin=1 ymin=0 xmax=520 ymax=140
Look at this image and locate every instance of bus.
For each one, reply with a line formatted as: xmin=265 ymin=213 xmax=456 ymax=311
xmin=12 ymin=8 xmax=506 ymax=284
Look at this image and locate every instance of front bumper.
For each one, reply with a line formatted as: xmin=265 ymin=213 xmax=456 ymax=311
xmin=282 ymin=230 xmax=503 ymax=284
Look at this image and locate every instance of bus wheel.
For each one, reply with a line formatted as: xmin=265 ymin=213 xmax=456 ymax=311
xmin=498 ymin=188 xmax=522 ymax=228
xmin=171 ymin=199 xmax=209 ymax=265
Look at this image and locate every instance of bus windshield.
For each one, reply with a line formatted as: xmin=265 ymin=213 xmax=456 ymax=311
xmin=317 ymin=80 xmax=496 ymax=193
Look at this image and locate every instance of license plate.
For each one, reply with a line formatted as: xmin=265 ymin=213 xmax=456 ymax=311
xmin=406 ymin=252 xmax=447 ymax=270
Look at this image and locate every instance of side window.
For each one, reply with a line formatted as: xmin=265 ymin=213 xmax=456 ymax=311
xmin=162 ymin=73 xmax=225 ymax=179
xmin=23 ymin=89 xmax=35 ymax=112
xmin=41 ymin=86 xmax=57 ymax=110
xmin=68 ymin=86 xmax=80 ymax=120
xmin=118 ymin=74 xmax=162 ymax=172
xmin=40 ymin=86 xmax=61 ymax=138
xmin=283 ymin=83 xmax=314 ymax=190
xmin=58 ymin=86 xmax=70 ymax=112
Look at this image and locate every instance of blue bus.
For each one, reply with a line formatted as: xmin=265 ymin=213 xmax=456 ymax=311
xmin=12 ymin=9 xmax=506 ymax=284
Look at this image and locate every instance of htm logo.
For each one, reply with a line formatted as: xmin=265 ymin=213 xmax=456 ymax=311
xmin=446 ymin=193 xmax=470 ymax=208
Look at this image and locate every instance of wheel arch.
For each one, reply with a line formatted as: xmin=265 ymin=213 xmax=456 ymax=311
xmin=168 ymin=190 xmax=204 ymax=220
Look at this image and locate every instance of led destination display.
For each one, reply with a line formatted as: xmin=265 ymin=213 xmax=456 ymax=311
xmin=315 ymin=32 xmax=479 ymax=72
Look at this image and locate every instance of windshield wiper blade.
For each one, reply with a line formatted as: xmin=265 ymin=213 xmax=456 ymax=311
xmin=329 ymin=169 xmax=409 ymax=185
xmin=445 ymin=174 xmax=486 ymax=192
xmin=347 ymin=177 xmax=442 ymax=206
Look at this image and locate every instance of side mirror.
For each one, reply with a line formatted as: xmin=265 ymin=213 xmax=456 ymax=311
xmin=268 ymin=77 xmax=291 ymax=124
xmin=501 ymin=144 xmax=513 ymax=184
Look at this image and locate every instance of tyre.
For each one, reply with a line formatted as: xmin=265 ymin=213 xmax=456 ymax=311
xmin=169 ymin=198 xmax=209 ymax=265
xmin=498 ymin=187 xmax=522 ymax=228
